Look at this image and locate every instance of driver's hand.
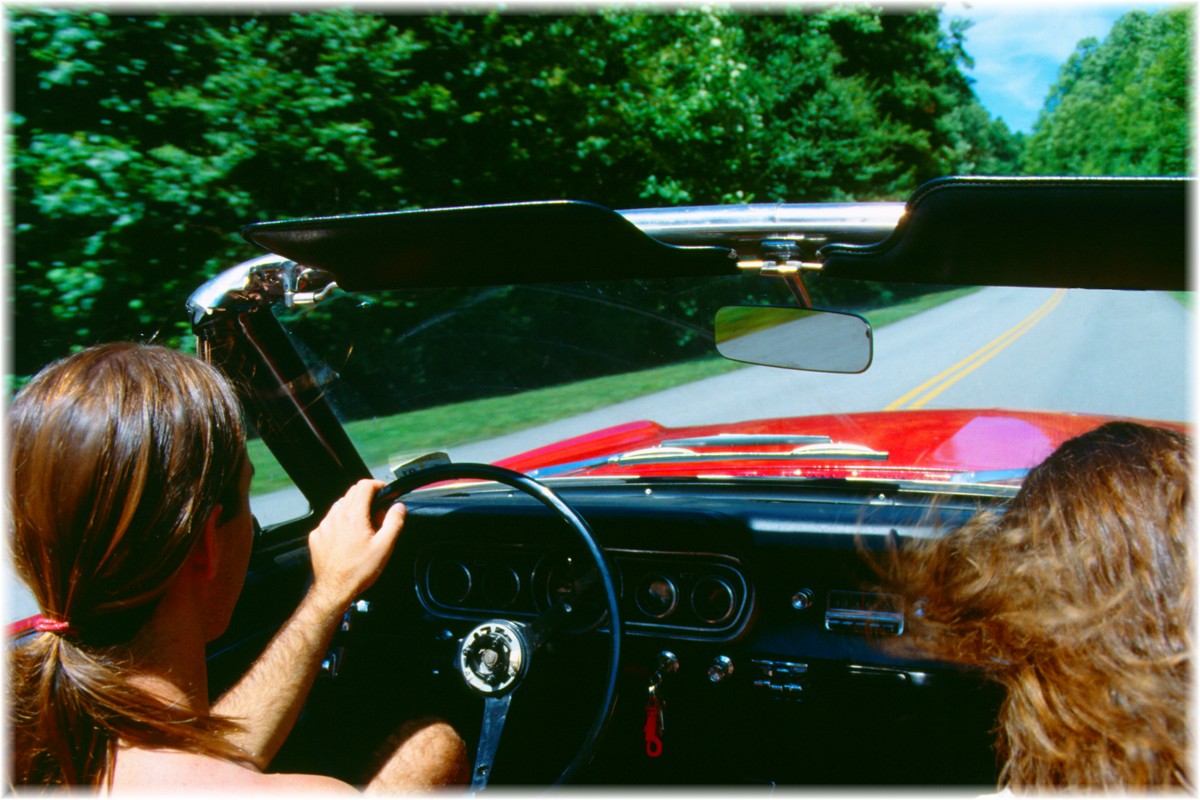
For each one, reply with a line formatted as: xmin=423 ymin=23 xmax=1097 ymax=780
xmin=308 ymin=479 xmax=405 ymax=612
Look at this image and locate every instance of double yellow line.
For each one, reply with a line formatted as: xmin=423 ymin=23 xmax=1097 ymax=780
xmin=885 ymin=288 xmax=1068 ymax=411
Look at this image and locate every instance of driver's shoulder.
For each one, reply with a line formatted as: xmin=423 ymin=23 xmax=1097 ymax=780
xmin=253 ymin=771 xmax=360 ymax=794
xmin=110 ymin=746 xmax=358 ymax=794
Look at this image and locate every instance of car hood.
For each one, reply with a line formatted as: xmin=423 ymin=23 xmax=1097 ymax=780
xmin=494 ymin=409 xmax=1177 ymax=485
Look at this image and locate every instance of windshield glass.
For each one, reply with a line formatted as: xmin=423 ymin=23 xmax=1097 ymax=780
xmin=251 ymin=273 xmax=1189 ymax=501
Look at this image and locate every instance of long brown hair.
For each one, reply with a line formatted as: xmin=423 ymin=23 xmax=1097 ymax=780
xmin=879 ymin=421 xmax=1191 ymax=789
xmin=8 ymin=343 xmax=251 ymax=787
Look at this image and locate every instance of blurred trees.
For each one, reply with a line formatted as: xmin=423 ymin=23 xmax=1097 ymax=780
xmin=10 ymin=6 xmax=1013 ymax=379
xmin=1023 ymin=7 xmax=1191 ymax=175
xmin=18 ymin=6 xmax=1194 ymax=387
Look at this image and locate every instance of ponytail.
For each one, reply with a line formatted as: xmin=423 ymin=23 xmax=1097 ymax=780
xmin=8 ymin=343 xmax=252 ymax=787
xmin=11 ymin=633 xmax=248 ymax=786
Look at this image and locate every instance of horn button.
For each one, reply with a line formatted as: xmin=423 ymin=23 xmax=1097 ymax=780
xmin=460 ymin=620 xmax=527 ymax=696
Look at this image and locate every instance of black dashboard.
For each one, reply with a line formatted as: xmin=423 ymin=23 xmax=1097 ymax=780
xmin=220 ymin=479 xmax=1009 ymax=786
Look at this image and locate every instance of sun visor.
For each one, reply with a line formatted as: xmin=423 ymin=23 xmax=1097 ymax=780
xmin=819 ymin=177 xmax=1190 ymax=291
xmin=242 ymin=200 xmax=738 ymax=290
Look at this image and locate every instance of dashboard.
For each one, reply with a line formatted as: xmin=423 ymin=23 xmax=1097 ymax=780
xmin=230 ymin=479 xmax=1010 ymax=786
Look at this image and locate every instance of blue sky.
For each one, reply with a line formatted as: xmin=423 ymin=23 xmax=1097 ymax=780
xmin=940 ymin=2 xmax=1166 ymax=133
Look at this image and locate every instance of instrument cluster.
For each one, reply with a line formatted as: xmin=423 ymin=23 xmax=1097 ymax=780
xmin=415 ymin=542 xmax=751 ymax=641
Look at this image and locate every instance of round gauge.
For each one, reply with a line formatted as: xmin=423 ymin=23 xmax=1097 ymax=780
xmin=635 ymin=574 xmax=678 ymax=619
xmin=483 ymin=565 xmax=521 ymax=608
xmin=535 ymin=553 xmax=615 ymax=631
xmin=691 ymin=576 xmax=736 ymax=624
xmin=427 ymin=557 xmax=472 ymax=606
xmin=543 ymin=557 xmax=579 ymax=608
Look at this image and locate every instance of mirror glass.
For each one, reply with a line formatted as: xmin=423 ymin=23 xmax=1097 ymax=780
xmin=714 ymin=306 xmax=873 ymax=373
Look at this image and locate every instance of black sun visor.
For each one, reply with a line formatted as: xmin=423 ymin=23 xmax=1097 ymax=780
xmin=242 ymin=177 xmax=1190 ymax=292
xmin=241 ymin=200 xmax=739 ymax=291
xmin=820 ymin=176 xmax=1190 ymax=291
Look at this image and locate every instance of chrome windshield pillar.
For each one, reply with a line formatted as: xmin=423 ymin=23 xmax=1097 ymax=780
xmin=187 ymin=256 xmax=369 ymax=511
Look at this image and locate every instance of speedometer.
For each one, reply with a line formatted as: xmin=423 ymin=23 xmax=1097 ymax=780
xmin=635 ymin=574 xmax=678 ymax=619
xmin=534 ymin=553 xmax=615 ymax=631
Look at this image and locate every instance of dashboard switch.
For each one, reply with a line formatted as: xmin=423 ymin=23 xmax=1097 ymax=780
xmin=706 ymin=655 xmax=734 ymax=684
xmin=340 ymin=599 xmax=372 ymax=632
xmin=750 ymin=658 xmax=809 ymax=701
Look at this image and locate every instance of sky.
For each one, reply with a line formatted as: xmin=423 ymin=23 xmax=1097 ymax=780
xmin=939 ymin=1 xmax=1168 ymax=133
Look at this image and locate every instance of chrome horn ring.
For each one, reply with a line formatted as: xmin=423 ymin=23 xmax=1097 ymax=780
xmin=460 ymin=620 xmax=528 ymax=696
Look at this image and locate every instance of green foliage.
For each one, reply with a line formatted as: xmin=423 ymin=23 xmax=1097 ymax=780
xmin=10 ymin=6 xmax=1016 ymax=380
xmin=1023 ymin=8 xmax=1192 ymax=175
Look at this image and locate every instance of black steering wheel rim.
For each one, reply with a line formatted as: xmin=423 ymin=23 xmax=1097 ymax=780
xmin=373 ymin=462 xmax=622 ymax=787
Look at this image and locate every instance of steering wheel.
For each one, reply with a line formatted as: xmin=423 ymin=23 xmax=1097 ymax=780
xmin=371 ymin=463 xmax=622 ymax=789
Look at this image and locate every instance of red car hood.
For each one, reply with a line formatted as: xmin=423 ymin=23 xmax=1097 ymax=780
xmin=496 ymin=409 xmax=1184 ymax=484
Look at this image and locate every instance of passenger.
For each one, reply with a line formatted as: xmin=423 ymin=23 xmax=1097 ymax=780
xmin=878 ymin=420 xmax=1191 ymax=790
xmin=8 ymin=342 xmax=468 ymax=791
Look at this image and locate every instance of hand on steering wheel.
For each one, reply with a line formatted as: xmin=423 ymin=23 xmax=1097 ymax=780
xmin=372 ymin=463 xmax=622 ymax=789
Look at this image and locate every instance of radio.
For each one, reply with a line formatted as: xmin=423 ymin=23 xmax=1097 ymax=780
xmin=824 ymin=590 xmax=905 ymax=635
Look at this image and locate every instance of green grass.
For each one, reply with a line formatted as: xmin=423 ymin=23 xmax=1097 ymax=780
xmin=249 ymin=357 xmax=743 ymax=495
xmin=249 ymin=286 xmax=980 ymax=496
xmin=856 ymin=286 xmax=983 ymax=328
xmin=1169 ymin=291 xmax=1192 ymax=309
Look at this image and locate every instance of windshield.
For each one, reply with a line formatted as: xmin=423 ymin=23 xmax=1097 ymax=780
xmin=250 ymin=273 xmax=1190 ymax=502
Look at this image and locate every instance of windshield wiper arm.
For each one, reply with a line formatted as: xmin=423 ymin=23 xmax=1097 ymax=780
xmin=615 ymin=443 xmax=889 ymax=464
xmin=660 ymin=434 xmax=832 ymax=448
xmin=527 ymin=441 xmax=889 ymax=479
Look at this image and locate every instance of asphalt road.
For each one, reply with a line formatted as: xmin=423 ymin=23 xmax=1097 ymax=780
xmin=447 ymin=286 xmax=1190 ymax=465
xmin=6 ymin=287 xmax=1190 ymax=621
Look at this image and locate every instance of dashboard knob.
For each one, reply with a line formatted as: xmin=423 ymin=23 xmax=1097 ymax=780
xmin=791 ymin=588 xmax=814 ymax=611
xmin=707 ymin=655 xmax=734 ymax=684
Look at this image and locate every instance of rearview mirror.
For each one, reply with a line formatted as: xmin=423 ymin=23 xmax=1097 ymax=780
xmin=714 ymin=306 xmax=872 ymax=374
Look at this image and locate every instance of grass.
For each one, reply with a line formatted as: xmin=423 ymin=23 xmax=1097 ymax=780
xmin=248 ymin=356 xmax=743 ymax=495
xmin=249 ymin=286 xmax=980 ymax=496
xmin=856 ymin=286 xmax=982 ymax=328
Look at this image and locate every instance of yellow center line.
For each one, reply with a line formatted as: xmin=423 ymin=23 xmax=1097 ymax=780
xmin=885 ymin=288 xmax=1068 ymax=411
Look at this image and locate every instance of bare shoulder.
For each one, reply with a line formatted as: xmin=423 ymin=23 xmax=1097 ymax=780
xmin=255 ymin=771 xmax=360 ymax=793
xmin=111 ymin=747 xmax=358 ymax=794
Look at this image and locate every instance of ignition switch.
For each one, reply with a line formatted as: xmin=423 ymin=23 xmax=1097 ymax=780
xmin=644 ymin=651 xmax=679 ymax=759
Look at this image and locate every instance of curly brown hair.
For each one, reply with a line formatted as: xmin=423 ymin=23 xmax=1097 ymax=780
xmin=880 ymin=421 xmax=1191 ymax=789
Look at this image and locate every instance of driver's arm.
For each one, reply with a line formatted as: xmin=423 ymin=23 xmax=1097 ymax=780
xmin=212 ymin=479 xmax=405 ymax=771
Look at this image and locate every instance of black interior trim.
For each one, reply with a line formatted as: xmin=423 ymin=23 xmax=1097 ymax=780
xmin=242 ymin=200 xmax=738 ymax=290
xmin=820 ymin=176 xmax=1190 ymax=291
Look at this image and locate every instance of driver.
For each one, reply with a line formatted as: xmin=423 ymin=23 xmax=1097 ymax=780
xmin=8 ymin=342 xmax=469 ymax=791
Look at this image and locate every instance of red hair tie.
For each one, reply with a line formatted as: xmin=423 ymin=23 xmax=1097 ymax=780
xmin=32 ymin=615 xmax=77 ymax=636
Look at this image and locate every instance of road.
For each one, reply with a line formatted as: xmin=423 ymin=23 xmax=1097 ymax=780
xmin=6 ymin=287 xmax=1190 ymax=620
xmin=446 ymin=286 xmax=1190 ymax=464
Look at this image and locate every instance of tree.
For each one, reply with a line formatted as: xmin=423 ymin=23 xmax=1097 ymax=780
xmin=1023 ymin=8 xmax=1191 ymax=175
xmin=10 ymin=10 xmax=437 ymax=377
xmin=9 ymin=6 xmax=1018 ymax=382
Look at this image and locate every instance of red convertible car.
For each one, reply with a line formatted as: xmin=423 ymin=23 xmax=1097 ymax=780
xmin=21 ymin=176 xmax=1192 ymax=787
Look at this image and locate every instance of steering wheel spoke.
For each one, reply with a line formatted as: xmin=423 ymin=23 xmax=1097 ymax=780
xmin=471 ymin=694 xmax=513 ymax=790
xmin=374 ymin=462 xmax=621 ymax=788
xmin=523 ymin=596 xmax=578 ymax=652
